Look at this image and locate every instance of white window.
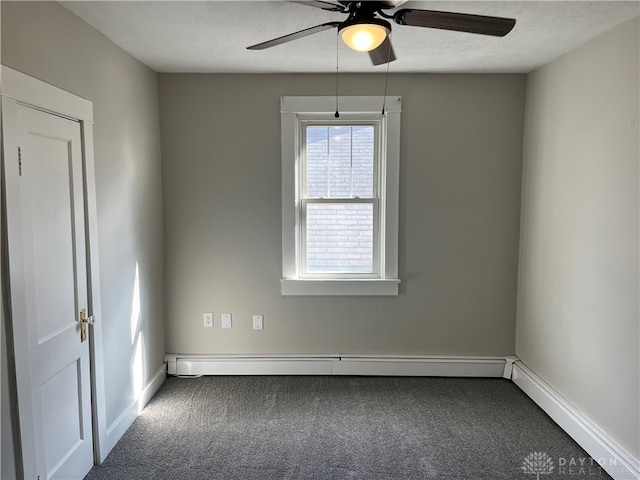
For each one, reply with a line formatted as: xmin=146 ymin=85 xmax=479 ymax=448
xmin=281 ymin=96 xmax=401 ymax=296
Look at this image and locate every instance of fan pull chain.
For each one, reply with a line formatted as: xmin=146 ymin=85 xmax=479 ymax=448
xmin=381 ymin=33 xmax=392 ymax=115
xmin=335 ymin=30 xmax=340 ymax=118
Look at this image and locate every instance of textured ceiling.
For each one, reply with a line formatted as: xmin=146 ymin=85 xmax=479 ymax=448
xmin=60 ymin=1 xmax=640 ymax=73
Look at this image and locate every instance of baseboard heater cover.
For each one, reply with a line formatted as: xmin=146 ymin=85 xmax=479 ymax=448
xmin=164 ymin=354 xmax=513 ymax=378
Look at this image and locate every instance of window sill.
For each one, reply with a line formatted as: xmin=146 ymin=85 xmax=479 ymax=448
xmin=281 ymin=279 xmax=400 ymax=296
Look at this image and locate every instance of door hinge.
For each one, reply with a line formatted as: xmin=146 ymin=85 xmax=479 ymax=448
xmin=18 ymin=146 xmax=23 ymax=176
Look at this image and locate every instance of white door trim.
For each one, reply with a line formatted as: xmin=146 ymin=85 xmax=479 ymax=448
xmin=0 ymin=64 xmax=4 ymax=479
xmin=0 ymin=65 xmax=108 ymax=469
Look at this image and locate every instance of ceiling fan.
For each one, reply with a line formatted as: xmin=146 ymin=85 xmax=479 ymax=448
xmin=247 ymin=1 xmax=516 ymax=66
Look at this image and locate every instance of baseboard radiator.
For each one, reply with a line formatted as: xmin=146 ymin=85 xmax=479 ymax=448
xmin=164 ymin=354 xmax=516 ymax=378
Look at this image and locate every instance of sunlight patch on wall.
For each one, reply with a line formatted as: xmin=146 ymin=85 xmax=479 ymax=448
xmin=130 ymin=261 xmax=147 ymax=408
xmin=130 ymin=262 xmax=141 ymax=344
xmin=132 ymin=334 xmax=146 ymax=409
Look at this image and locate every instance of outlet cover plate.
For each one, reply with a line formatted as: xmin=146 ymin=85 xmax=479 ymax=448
xmin=253 ymin=314 xmax=264 ymax=330
xmin=221 ymin=313 xmax=232 ymax=329
xmin=203 ymin=312 xmax=213 ymax=328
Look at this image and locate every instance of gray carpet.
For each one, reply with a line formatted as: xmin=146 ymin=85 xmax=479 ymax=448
xmin=84 ymin=376 xmax=612 ymax=480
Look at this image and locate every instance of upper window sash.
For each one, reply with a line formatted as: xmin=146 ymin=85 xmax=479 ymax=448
xmin=299 ymin=119 xmax=381 ymax=201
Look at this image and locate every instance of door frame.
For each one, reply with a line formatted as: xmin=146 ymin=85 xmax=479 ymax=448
xmin=0 ymin=63 xmax=4 ymax=478
xmin=0 ymin=65 xmax=108 ymax=475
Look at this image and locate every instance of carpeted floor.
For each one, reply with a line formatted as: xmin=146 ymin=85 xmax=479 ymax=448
xmin=84 ymin=376 xmax=612 ymax=480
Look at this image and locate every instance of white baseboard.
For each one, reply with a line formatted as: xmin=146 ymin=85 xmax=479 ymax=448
xmin=164 ymin=354 xmax=509 ymax=378
xmin=102 ymin=364 xmax=166 ymax=457
xmin=512 ymin=361 xmax=640 ymax=480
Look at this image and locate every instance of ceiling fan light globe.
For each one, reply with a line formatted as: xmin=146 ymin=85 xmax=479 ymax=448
xmin=340 ymin=23 xmax=389 ymax=52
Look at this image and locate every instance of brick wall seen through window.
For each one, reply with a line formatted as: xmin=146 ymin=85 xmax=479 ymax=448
xmin=304 ymin=126 xmax=375 ymax=274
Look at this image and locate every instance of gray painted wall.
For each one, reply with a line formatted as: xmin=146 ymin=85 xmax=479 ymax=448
xmin=517 ymin=17 xmax=639 ymax=458
xmin=1 ymin=0 xmax=165 ymax=456
xmin=159 ymin=73 xmax=525 ymax=355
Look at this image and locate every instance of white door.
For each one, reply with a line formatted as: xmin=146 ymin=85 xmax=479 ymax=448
xmin=5 ymin=104 xmax=94 ymax=479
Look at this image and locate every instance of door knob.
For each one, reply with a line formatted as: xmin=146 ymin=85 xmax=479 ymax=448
xmin=79 ymin=308 xmax=95 ymax=343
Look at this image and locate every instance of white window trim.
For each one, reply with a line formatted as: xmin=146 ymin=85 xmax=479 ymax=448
xmin=281 ymin=96 xmax=401 ymax=296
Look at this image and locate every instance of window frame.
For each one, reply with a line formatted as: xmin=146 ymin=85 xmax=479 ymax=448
xmin=300 ymin=119 xmax=380 ymax=279
xmin=281 ymin=96 xmax=401 ymax=296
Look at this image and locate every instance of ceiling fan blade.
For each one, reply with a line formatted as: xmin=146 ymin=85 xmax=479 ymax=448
xmin=247 ymin=22 xmax=341 ymax=50
xmin=394 ymin=9 xmax=516 ymax=37
xmin=289 ymin=0 xmax=347 ymax=12
xmin=369 ymin=37 xmax=397 ymax=65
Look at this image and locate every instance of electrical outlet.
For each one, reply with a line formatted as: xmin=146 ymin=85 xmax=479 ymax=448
xmin=203 ymin=312 xmax=213 ymax=328
xmin=221 ymin=313 xmax=232 ymax=329
xmin=253 ymin=314 xmax=264 ymax=330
